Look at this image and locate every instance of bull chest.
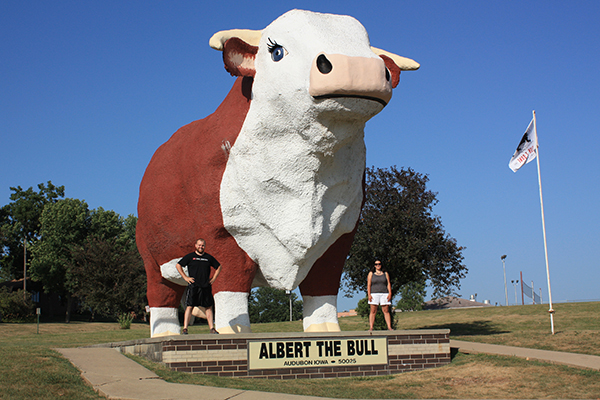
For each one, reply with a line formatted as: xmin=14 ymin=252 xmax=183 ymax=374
xmin=219 ymin=111 xmax=366 ymax=290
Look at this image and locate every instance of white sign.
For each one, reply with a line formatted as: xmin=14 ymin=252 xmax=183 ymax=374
xmin=248 ymin=337 xmax=388 ymax=370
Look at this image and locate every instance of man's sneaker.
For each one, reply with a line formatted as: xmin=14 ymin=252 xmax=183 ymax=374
xmin=210 ymin=328 xmax=219 ymax=334
xmin=182 ymin=328 xmax=188 ymax=335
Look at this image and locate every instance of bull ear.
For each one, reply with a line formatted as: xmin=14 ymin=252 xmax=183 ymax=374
xmin=222 ymin=37 xmax=258 ymax=77
xmin=371 ymin=47 xmax=420 ymax=71
xmin=371 ymin=47 xmax=419 ymax=89
xmin=379 ymin=54 xmax=401 ymax=88
xmin=210 ymin=29 xmax=261 ymax=50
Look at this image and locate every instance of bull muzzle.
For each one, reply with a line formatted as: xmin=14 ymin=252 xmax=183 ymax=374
xmin=309 ymin=53 xmax=393 ymax=106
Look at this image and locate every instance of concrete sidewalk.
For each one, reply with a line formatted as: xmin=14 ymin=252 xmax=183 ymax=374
xmin=57 ymin=341 xmax=600 ymax=400
xmin=57 ymin=347 xmax=323 ymax=400
xmin=450 ymin=340 xmax=600 ymax=371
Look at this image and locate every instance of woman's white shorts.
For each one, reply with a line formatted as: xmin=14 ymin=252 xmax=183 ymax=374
xmin=368 ymin=293 xmax=391 ymax=305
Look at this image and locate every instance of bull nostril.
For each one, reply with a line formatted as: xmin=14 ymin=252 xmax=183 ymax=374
xmin=385 ymin=68 xmax=390 ymax=82
xmin=317 ymin=54 xmax=333 ymax=74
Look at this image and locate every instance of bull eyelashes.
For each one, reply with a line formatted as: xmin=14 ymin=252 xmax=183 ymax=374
xmin=316 ymin=54 xmax=333 ymax=74
xmin=267 ymin=38 xmax=286 ymax=62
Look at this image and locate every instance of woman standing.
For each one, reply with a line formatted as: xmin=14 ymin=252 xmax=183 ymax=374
xmin=367 ymin=260 xmax=393 ymax=331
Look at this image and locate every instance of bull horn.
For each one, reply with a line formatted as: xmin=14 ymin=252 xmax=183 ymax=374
xmin=371 ymin=47 xmax=420 ymax=71
xmin=209 ymin=29 xmax=262 ymax=51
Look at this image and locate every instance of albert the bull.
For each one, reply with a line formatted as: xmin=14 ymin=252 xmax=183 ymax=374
xmin=137 ymin=9 xmax=419 ymax=337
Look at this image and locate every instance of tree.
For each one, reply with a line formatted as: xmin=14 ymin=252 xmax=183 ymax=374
xmin=29 ymin=198 xmax=90 ymax=321
xmin=248 ymin=287 xmax=303 ymax=323
xmin=395 ymin=281 xmax=426 ymax=312
xmin=343 ymin=166 xmax=467 ymax=301
xmin=29 ymin=199 xmax=141 ymax=322
xmin=0 ymin=182 xmax=64 ymax=280
xmin=69 ymin=235 xmax=146 ymax=319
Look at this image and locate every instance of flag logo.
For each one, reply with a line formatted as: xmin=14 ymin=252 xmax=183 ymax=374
xmin=509 ymin=118 xmax=537 ymax=172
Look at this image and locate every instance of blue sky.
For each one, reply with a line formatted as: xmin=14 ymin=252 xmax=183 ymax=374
xmin=2 ymin=1 xmax=599 ymax=315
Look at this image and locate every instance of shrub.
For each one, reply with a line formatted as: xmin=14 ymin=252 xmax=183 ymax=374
xmin=117 ymin=313 xmax=133 ymax=329
xmin=356 ymin=297 xmax=397 ymax=330
xmin=0 ymin=288 xmax=36 ymax=322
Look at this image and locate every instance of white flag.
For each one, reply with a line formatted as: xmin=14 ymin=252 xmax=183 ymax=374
xmin=509 ymin=118 xmax=537 ymax=172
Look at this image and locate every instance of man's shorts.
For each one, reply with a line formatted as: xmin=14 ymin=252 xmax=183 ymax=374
xmin=368 ymin=293 xmax=391 ymax=306
xmin=185 ymin=285 xmax=215 ymax=308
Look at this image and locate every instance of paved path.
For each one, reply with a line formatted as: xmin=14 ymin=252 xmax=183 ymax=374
xmin=450 ymin=340 xmax=600 ymax=370
xmin=57 ymin=340 xmax=600 ymax=400
xmin=57 ymin=347 xmax=321 ymax=400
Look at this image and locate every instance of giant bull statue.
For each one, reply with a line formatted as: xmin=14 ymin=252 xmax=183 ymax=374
xmin=137 ymin=9 xmax=419 ymax=337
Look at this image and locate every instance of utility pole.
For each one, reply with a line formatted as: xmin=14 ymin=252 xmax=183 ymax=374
xmin=501 ymin=255 xmax=508 ymax=306
xmin=285 ymin=290 xmax=292 ymax=321
xmin=520 ymin=271 xmax=525 ymax=305
xmin=23 ymin=236 xmax=27 ymax=299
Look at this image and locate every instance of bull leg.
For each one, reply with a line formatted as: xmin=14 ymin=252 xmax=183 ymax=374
xmin=214 ymin=291 xmax=252 ymax=333
xmin=299 ymin=230 xmax=356 ymax=332
xmin=211 ymin=251 xmax=258 ymax=333
xmin=146 ymin=258 xmax=187 ymax=337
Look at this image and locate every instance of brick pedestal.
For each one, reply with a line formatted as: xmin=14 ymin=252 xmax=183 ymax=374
xmin=108 ymin=329 xmax=450 ymax=380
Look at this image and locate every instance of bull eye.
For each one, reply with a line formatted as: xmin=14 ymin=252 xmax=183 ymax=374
xmin=317 ymin=54 xmax=333 ymax=74
xmin=385 ymin=68 xmax=391 ymax=82
xmin=271 ymin=46 xmax=285 ymax=62
xmin=267 ymin=38 xmax=286 ymax=62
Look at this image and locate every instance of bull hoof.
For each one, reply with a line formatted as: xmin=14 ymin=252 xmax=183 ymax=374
xmin=304 ymin=322 xmax=341 ymax=332
xmin=149 ymin=307 xmax=181 ymax=337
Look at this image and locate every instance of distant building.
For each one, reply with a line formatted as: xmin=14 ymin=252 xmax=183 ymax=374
xmin=337 ymin=309 xmax=358 ymax=318
xmin=422 ymin=296 xmax=494 ymax=310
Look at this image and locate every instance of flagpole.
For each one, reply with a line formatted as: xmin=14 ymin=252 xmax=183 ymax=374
xmin=532 ymin=110 xmax=555 ymax=334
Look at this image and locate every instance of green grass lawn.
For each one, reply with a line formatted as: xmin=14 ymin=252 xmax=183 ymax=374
xmin=1 ymin=301 xmax=599 ymax=399
xmin=394 ymin=302 xmax=600 ymax=356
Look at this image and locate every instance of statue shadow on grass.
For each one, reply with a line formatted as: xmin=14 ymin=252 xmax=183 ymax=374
xmin=420 ymin=320 xmax=510 ymax=337
xmin=419 ymin=320 xmax=510 ymax=361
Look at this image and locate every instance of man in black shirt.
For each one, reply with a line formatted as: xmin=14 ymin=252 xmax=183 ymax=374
xmin=176 ymin=239 xmax=221 ymax=334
